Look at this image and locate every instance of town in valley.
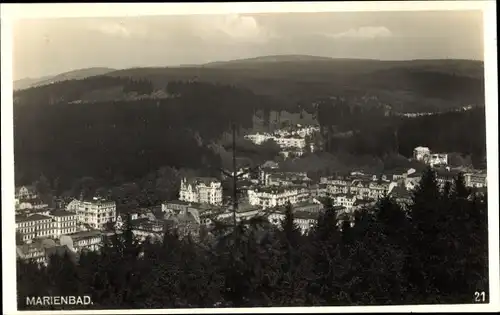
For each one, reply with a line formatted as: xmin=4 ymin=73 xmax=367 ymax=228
xmin=10 ymin=8 xmax=491 ymax=310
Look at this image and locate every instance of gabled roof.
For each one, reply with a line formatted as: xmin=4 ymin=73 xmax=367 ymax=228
xmin=15 ymin=185 xmax=36 ymax=194
xmin=50 ymin=210 xmax=77 ymax=217
xmin=68 ymin=230 xmax=102 ymax=240
xmin=184 ymin=177 xmax=220 ymax=186
xmin=16 ymin=213 xmax=52 ymax=223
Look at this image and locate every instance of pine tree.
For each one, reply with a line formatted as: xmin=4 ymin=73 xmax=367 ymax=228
xmin=407 ymin=167 xmax=442 ymax=300
xmin=308 ymin=197 xmax=342 ymax=304
xmin=280 ymin=202 xmax=301 ymax=249
xmin=276 ymin=202 xmax=305 ymax=305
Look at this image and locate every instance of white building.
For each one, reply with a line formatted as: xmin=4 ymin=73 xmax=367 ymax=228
xmin=15 ymin=209 xmax=78 ymax=243
xmin=49 ymin=210 xmax=79 ymax=237
xmin=333 ymin=194 xmax=357 ymax=210
xmin=66 ymin=198 xmax=117 ymax=230
xmin=61 ymin=230 xmax=103 ymax=252
xmin=413 ymin=147 xmax=431 ymax=161
xmin=247 ymin=186 xmax=310 ymax=209
xmin=464 ymin=172 xmax=487 ymax=188
xmin=405 ymin=173 xmax=422 ymax=191
xmin=427 ymin=153 xmax=448 ymax=167
xmin=16 ymin=214 xmax=55 ymax=243
xmin=327 ymin=182 xmax=350 ymax=195
xmin=244 ymin=133 xmax=273 ymax=145
xmin=15 ymin=185 xmax=38 ymax=200
xmin=273 ymin=136 xmax=306 ymax=149
xmin=267 ymin=210 xmax=319 ymax=235
xmin=179 ymin=177 xmax=223 ymax=205
xmin=295 ymin=125 xmax=320 ymax=138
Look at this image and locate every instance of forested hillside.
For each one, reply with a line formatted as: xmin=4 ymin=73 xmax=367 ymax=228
xmin=14 ymin=77 xmax=487 ymax=192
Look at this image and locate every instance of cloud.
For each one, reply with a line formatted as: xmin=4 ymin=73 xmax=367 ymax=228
xmin=327 ymin=26 xmax=393 ymax=39
xmin=87 ymin=21 xmax=148 ymax=38
xmin=196 ymin=14 xmax=273 ymax=43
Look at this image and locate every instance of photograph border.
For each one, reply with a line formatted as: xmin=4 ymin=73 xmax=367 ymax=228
xmin=2 ymin=1 xmax=498 ymax=314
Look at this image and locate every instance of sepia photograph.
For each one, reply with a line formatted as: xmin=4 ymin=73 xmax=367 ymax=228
xmin=2 ymin=1 xmax=499 ymax=314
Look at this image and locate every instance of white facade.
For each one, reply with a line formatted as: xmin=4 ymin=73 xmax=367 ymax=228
xmin=327 ymin=182 xmax=350 ymax=195
xmin=267 ymin=211 xmax=318 ymax=235
xmin=50 ymin=210 xmax=79 ymax=237
xmin=244 ymin=133 xmax=273 ymax=145
xmin=179 ymin=177 xmax=223 ymax=205
xmin=16 ymin=214 xmax=55 ymax=242
xmin=405 ymin=175 xmax=422 ymax=191
xmin=247 ymin=186 xmax=310 ymax=209
xmin=333 ymin=194 xmax=357 ymax=210
xmin=413 ymin=147 xmax=431 ymax=161
xmin=15 ymin=185 xmax=38 ymax=200
xmin=66 ymin=198 xmax=117 ymax=230
xmin=464 ymin=172 xmax=487 ymax=188
xmin=15 ymin=210 xmax=78 ymax=242
xmin=428 ymin=153 xmax=448 ymax=167
xmin=273 ymin=137 xmax=306 ymax=149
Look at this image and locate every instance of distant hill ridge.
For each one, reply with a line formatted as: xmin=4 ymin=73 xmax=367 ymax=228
xmin=13 ymin=55 xmax=484 ymax=113
xmin=14 ymin=67 xmax=116 ymax=91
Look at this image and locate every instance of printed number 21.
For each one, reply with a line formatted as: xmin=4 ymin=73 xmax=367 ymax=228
xmin=474 ymin=291 xmax=486 ymax=302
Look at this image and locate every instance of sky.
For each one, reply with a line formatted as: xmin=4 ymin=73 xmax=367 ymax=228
xmin=13 ymin=10 xmax=484 ymax=80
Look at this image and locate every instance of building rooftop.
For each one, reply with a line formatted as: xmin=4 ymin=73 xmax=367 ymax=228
xmin=15 ymin=213 xmax=52 ymax=223
xmin=184 ymin=177 xmax=220 ymax=186
xmin=68 ymin=230 xmax=102 ymax=240
xmin=15 ymin=185 xmax=36 ymax=194
xmin=81 ymin=197 xmax=115 ymax=204
xmin=294 ymin=211 xmax=320 ymax=220
xmin=50 ymin=209 xmax=77 ymax=217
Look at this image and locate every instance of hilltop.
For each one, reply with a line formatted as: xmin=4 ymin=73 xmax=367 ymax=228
xmin=14 ymin=56 xmax=484 ymax=113
xmin=14 ymin=67 xmax=116 ymax=91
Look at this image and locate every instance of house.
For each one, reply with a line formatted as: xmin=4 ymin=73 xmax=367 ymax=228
xmin=15 ymin=209 xmax=79 ymax=243
xmin=267 ymin=209 xmax=319 ymax=235
xmin=435 ymin=168 xmax=460 ymax=189
xmin=294 ymin=211 xmax=320 ymax=234
xmin=15 ymin=185 xmax=38 ymax=200
xmin=294 ymin=201 xmax=324 ymax=213
xmin=413 ymin=147 xmax=431 ymax=161
xmin=130 ymin=217 xmax=167 ymax=242
xmin=272 ymin=135 xmax=306 ymax=150
xmin=349 ymin=179 xmax=372 ymax=200
xmin=61 ymin=230 xmax=103 ymax=252
xmin=327 ymin=181 xmax=350 ymax=195
xmin=16 ymin=238 xmax=76 ymax=266
xmin=16 ymin=214 xmax=57 ymax=243
xmin=464 ymin=172 xmax=487 ymax=188
xmin=244 ymin=132 xmax=273 ymax=145
xmin=310 ymin=183 xmax=329 ymax=199
xmin=16 ymin=199 xmax=49 ymax=211
xmin=65 ymin=197 xmax=117 ymax=230
xmin=216 ymin=204 xmax=263 ymax=223
xmin=16 ymin=242 xmax=46 ymax=265
xmin=428 ymin=153 xmax=448 ymax=167
xmin=49 ymin=210 xmax=79 ymax=237
xmin=368 ymin=181 xmax=397 ymax=200
xmin=247 ymin=185 xmax=310 ymax=209
xmin=332 ymin=194 xmax=357 ymax=210
xmin=179 ymin=177 xmax=223 ymax=205
xmin=405 ymin=173 xmax=422 ymax=191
